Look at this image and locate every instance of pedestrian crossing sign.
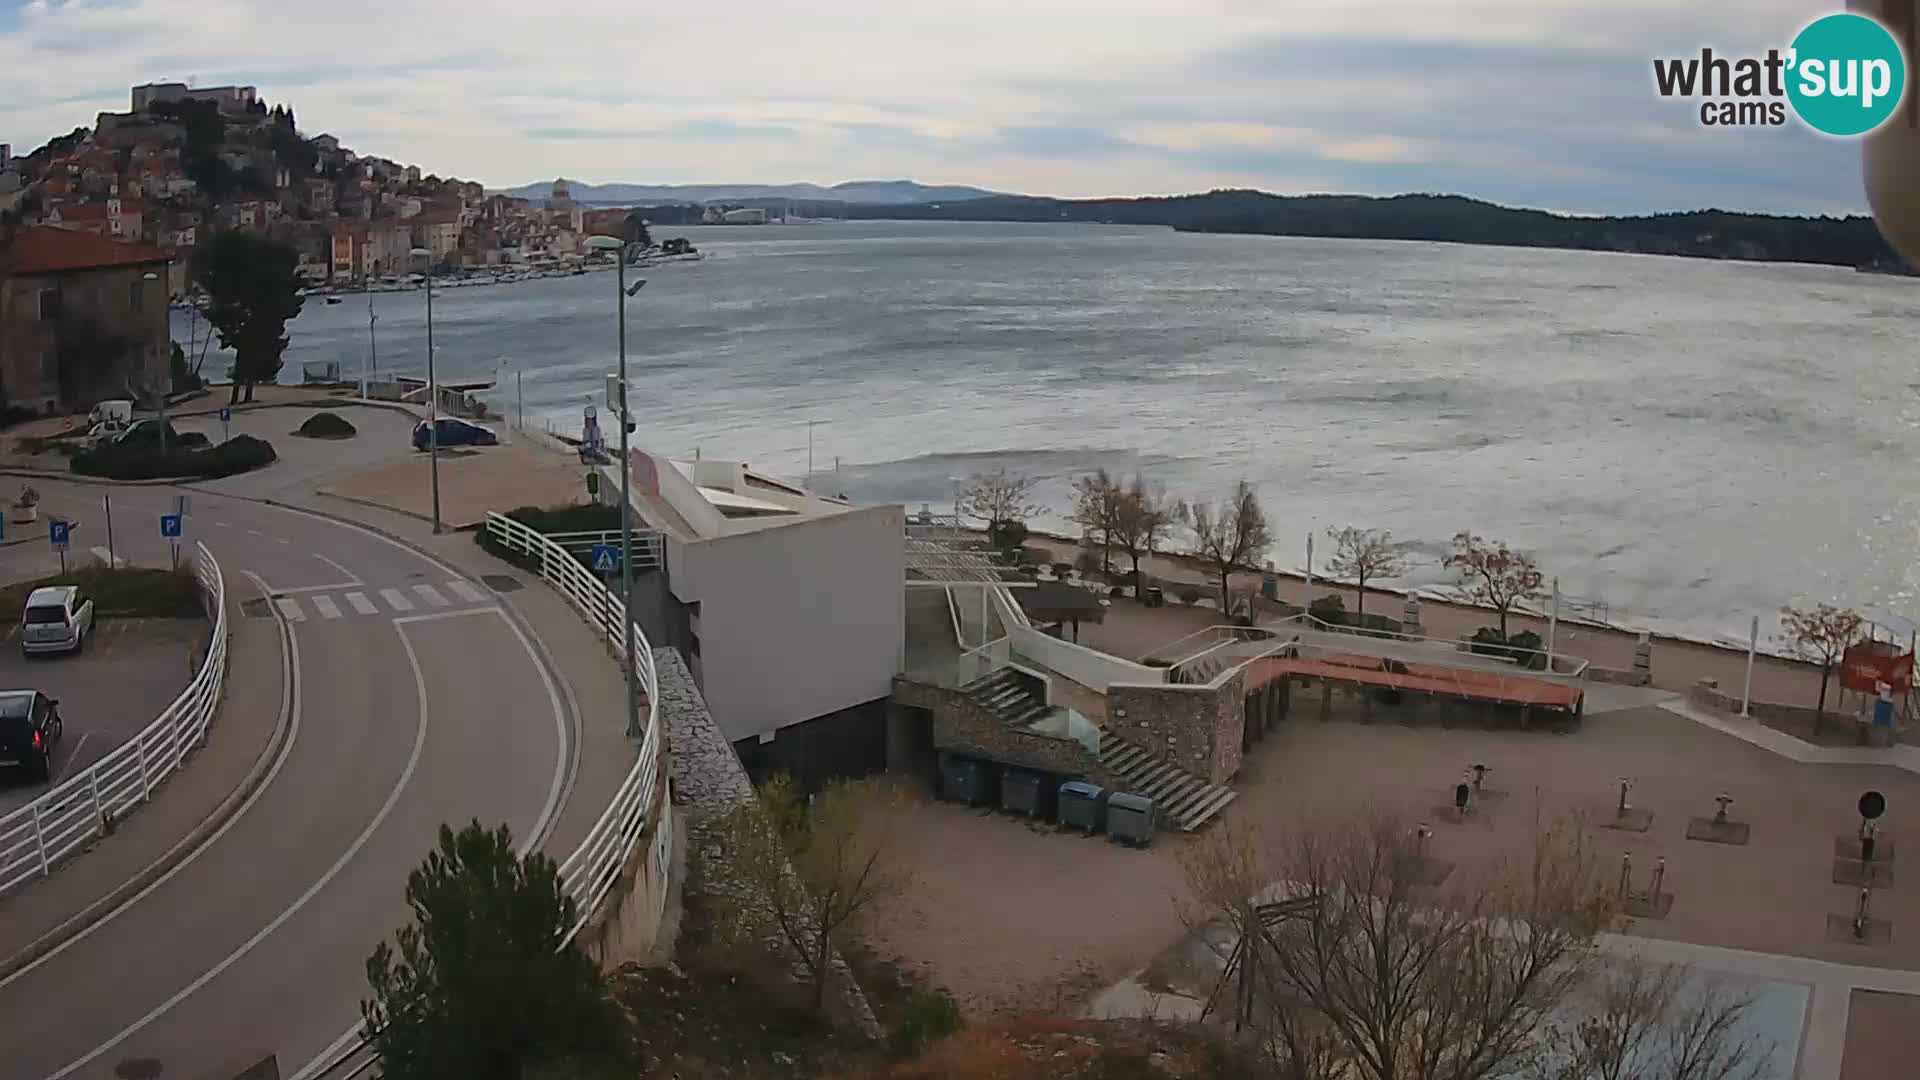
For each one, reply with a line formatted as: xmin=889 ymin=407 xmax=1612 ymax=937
xmin=590 ymin=544 xmax=620 ymax=573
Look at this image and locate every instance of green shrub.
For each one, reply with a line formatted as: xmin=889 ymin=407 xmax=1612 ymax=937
xmin=888 ymin=986 xmax=964 ymax=1058
xmin=71 ymin=434 xmax=276 ymax=480
xmin=1073 ymin=548 xmax=1102 ymax=576
xmin=0 ymin=566 xmax=201 ymax=618
xmin=294 ymin=411 xmax=357 ymax=438
xmin=988 ymin=520 xmax=1029 ymax=553
xmin=1175 ymin=585 xmax=1202 ymax=605
xmin=1468 ymin=627 xmax=1547 ymax=668
xmin=473 ymin=503 xmax=624 ymax=574
xmin=1308 ymin=593 xmax=1347 ymax=625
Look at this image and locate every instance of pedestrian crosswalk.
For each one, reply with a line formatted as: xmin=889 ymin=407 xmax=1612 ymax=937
xmin=268 ymin=580 xmax=492 ymax=623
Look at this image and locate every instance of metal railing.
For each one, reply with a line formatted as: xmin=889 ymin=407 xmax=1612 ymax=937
xmin=543 ymin=529 xmax=665 ymax=571
xmin=0 ymin=542 xmax=227 ymax=897
xmin=481 ymin=511 xmax=668 ymax=937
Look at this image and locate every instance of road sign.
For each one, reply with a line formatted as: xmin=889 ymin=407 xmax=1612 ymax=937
xmin=590 ymin=544 xmax=620 ymax=574
xmin=160 ymin=513 xmax=184 ymax=539
xmin=219 ymin=407 xmax=232 ymax=423
xmin=49 ymin=520 xmax=70 ymax=549
xmin=220 ymin=407 xmax=231 ymax=440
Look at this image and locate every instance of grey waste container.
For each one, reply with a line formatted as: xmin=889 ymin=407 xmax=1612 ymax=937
xmin=1001 ymin=768 xmax=1044 ymax=817
xmin=1107 ymin=792 xmax=1155 ymax=847
xmin=1058 ymin=781 xmax=1107 ymax=832
xmin=940 ymin=754 xmax=988 ymax=806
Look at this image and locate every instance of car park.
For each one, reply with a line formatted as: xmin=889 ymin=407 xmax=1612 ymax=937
xmin=0 ymin=690 xmax=64 ymax=783
xmin=412 ymin=417 xmax=499 ymax=450
xmin=20 ymin=585 xmax=94 ymax=656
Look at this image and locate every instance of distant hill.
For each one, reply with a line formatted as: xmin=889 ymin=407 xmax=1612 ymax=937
xmin=832 ymin=189 xmax=1906 ymax=270
xmin=493 ymin=178 xmax=1006 ymax=206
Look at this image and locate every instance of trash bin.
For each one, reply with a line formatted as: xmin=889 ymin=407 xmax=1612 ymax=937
xmin=1144 ymin=586 xmax=1165 ymax=608
xmin=939 ymin=754 xmax=989 ymax=806
xmin=1001 ymin=768 xmax=1044 ymax=817
xmin=1058 ymin=781 xmax=1107 ymax=832
xmin=1107 ymin=792 xmax=1155 ymax=847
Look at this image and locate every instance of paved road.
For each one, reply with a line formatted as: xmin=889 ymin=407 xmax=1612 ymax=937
xmin=0 ymin=479 xmax=576 ymax=1080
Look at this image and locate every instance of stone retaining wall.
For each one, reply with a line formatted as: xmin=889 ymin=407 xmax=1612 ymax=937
xmin=895 ymin=677 xmax=1103 ymax=778
xmin=657 ymin=648 xmax=883 ymax=1041
xmin=1107 ymin=669 xmax=1245 ymax=784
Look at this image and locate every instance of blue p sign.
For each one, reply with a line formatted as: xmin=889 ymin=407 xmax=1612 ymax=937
xmin=49 ymin=520 xmax=69 ymax=548
xmin=160 ymin=513 xmax=183 ymax=539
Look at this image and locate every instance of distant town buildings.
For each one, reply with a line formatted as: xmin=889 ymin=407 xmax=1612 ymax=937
xmin=130 ymin=82 xmax=259 ymax=114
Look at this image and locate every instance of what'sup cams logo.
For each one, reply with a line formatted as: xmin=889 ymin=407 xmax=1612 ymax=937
xmin=1653 ymin=11 xmax=1909 ymax=135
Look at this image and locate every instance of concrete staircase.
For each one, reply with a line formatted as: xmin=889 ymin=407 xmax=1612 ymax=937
xmin=1097 ymin=730 xmax=1237 ymax=831
xmin=963 ymin=667 xmax=1052 ymax=728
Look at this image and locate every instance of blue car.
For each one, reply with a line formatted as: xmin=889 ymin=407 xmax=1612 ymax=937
xmin=412 ymin=418 xmax=498 ymax=451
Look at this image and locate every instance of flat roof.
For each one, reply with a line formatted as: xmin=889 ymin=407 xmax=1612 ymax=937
xmin=905 ymin=538 xmax=1032 ymax=587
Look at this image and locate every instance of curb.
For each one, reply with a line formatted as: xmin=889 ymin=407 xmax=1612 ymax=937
xmin=0 ymin=579 xmax=293 ymax=984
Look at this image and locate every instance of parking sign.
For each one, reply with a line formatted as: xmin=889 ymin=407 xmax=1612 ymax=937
xmin=160 ymin=513 xmax=183 ymax=539
xmin=48 ymin=520 xmax=69 ymax=549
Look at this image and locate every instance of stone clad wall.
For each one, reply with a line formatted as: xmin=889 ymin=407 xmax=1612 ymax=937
xmin=657 ymin=649 xmax=882 ymax=1040
xmin=1107 ymin=669 xmax=1246 ymax=785
xmin=894 ymin=677 xmax=1102 ymax=778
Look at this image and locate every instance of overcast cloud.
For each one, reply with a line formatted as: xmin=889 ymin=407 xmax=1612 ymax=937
xmin=0 ymin=0 xmax=1873 ymax=213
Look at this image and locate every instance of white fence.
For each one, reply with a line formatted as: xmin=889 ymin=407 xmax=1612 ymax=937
xmin=482 ymin=511 xmax=669 ymax=939
xmin=0 ymin=541 xmax=227 ymax=897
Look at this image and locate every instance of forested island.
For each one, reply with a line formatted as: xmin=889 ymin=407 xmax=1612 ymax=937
xmin=645 ymin=190 xmax=1913 ymax=272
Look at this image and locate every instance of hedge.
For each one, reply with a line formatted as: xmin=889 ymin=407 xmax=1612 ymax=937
xmin=72 ymin=434 xmax=277 ymax=481
xmin=473 ymin=503 xmax=623 ymax=573
xmin=0 ymin=566 xmax=202 ymax=618
xmin=294 ymin=412 xmax=357 ymax=439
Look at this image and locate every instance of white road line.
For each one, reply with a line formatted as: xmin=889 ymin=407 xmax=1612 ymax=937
xmin=412 ymin=583 xmax=450 ymax=608
xmin=392 ymin=607 xmax=501 ymax=625
xmin=310 ymin=595 xmax=342 ymax=620
xmin=212 ymin=521 xmax=230 ymax=528
xmin=276 ymin=537 xmax=291 ymax=545
xmin=49 ymin=606 xmax=431 ymax=1080
xmin=246 ymin=529 xmax=264 ymax=537
xmin=1 ymin=569 xmax=302 ymax=992
xmin=313 ymin=553 xmax=361 ymax=584
xmin=446 ymin=579 xmax=487 ymax=604
xmin=262 ymin=583 xmax=359 ymax=595
xmin=274 ymin=597 xmax=306 ymax=622
xmin=344 ymin=591 xmax=378 ymax=616
xmin=57 ymin=731 xmax=93 ymax=774
xmin=379 ymin=587 xmax=414 ymax=612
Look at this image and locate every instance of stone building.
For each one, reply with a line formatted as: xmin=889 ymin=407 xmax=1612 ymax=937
xmin=0 ymin=226 xmax=172 ymax=411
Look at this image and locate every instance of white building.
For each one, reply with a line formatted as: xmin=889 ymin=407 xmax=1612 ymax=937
xmin=606 ymin=450 xmax=905 ymax=778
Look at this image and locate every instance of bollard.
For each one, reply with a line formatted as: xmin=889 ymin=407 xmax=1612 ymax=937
xmin=1414 ymin=823 xmax=1432 ymax=857
xmin=1471 ymin=763 xmax=1490 ymax=791
xmin=1649 ymin=857 xmax=1667 ymax=899
xmin=1616 ymin=778 xmax=1633 ymax=818
xmin=1618 ymin=853 xmax=1632 ymax=898
xmin=1714 ymin=792 xmax=1732 ymax=824
xmin=1454 ymin=782 xmax=1471 ymax=819
xmin=1861 ymin=820 xmax=1879 ymax=864
xmin=1855 ymin=887 xmax=1872 ymax=939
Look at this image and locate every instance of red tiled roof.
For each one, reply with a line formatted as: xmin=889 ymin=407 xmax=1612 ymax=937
xmin=2 ymin=225 xmax=171 ymax=274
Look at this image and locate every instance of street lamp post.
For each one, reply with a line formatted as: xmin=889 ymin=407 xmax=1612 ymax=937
xmin=410 ymin=248 xmax=442 ymax=533
xmin=587 ymin=234 xmax=648 ymax=739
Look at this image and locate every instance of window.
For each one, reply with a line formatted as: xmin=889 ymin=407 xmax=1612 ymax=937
xmin=38 ymin=288 xmax=59 ymax=320
xmin=23 ymin=605 xmax=66 ymax=625
xmin=129 ymin=279 xmax=146 ymax=311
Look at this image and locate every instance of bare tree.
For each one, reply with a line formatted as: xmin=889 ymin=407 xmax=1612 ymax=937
xmin=958 ymin=468 xmax=1042 ymax=550
xmin=718 ymin=775 xmax=911 ymax=1015
xmin=1324 ymin=526 xmax=1409 ymax=627
xmin=1536 ymin=957 xmax=1772 ymax=1080
xmin=1190 ymin=480 xmax=1271 ymax=614
xmin=1110 ymin=474 xmax=1185 ymax=594
xmin=1778 ymin=603 xmax=1864 ymax=733
xmin=1070 ymin=469 xmax=1121 ymax=573
xmin=1445 ymin=531 xmax=1545 ymax=639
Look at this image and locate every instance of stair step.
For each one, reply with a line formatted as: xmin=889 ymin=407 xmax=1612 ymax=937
xmin=1091 ymin=732 xmax=1235 ymax=832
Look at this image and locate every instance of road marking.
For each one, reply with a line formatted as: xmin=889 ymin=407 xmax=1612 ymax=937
xmin=313 ymin=553 xmax=361 ymax=584
xmin=310 ymin=595 xmax=342 ymax=620
xmin=379 ymin=587 xmax=414 ymax=612
xmin=263 ymin=582 xmax=359 ymax=595
xmin=412 ymin=583 xmax=450 ymax=608
xmin=392 ymin=606 xmax=501 ymax=625
xmin=1 ymin=569 xmax=302 ymax=992
xmin=88 ymin=546 xmax=125 ymax=568
xmin=344 ymin=591 xmax=378 ymax=616
xmin=276 ymin=537 xmax=291 ymax=545
xmin=57 ymin=731 xmax=93 ymax=774
xmin=246 ymin=529 xmax=264 ymax=537
xmin=447 ymin=579 xmax=487 ymax=604
xmin=274 ymin=597 xmax=305 ymax=622
xmin=213 ymin=521 xmax=230 ymax=528
xmin=48 ymin=603 xmax=430 ymax=1080
xmin=300 ymin=605 xmax=573 ymax=1080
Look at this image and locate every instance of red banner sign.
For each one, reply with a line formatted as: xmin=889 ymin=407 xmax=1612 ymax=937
xmin=1841 ymin=643 xmax=1914 ymax=694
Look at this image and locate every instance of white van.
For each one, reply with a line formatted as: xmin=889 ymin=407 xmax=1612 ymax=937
xmin=89 ymin=399 xmax=133 ymax=427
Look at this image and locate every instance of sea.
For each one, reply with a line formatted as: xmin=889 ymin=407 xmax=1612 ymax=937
xmin=176 ymin=220 xmax=1920 ymax=652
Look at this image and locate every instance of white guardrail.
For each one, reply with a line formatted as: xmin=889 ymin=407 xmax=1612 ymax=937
xmin=481 ymin=511 xmax=668 ymax=939
xmin=0 ymin=541 xmax=227 ymax=897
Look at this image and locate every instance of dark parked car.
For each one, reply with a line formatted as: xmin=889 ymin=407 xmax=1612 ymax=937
xmin=111 ymin=418 xmax=181 ymax=449
xmin=0 ymin=690 xmax=64 ymax=783
xmin=412 ymin=417 xmax=498 ymax=451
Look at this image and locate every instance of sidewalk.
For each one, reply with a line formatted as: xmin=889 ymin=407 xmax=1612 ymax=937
xmin=0 ymin=595 xmax=286 ymax=979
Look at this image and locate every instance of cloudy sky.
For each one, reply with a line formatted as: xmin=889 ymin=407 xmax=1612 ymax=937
xmin=0 ymin=0 xmax=1880 ymax=214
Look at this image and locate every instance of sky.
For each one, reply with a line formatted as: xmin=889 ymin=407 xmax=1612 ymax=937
xmin=0 ymin=0 xmax=1884 ymax=214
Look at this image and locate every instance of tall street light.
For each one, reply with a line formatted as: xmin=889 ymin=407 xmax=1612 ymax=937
xmin=410 ymin=247 xmax=442 ymax=533
xmin=586 ymin=234 xmax=647 ymax=738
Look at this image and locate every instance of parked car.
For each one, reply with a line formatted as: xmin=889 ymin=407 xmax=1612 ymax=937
xmin=412 ymin=417 xmax=498 ymax=451
xmin=112 ymin=418 xmax=181 ymax=449
xmin=20 ymin=585 xmax=94 ymax=656
xmin=0 ymin=690 xmax=64 ymax=782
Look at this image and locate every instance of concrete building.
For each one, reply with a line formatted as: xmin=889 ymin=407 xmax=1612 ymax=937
xmin=0 ymin=226 xmax=171 ymax=410
xmin=131 ymin=82 xmax=258 ymax=114
xmin=409 ymin=213 xmax=461 ymax=264
xmin=607 ymin=450 xmax=905 ymax=783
